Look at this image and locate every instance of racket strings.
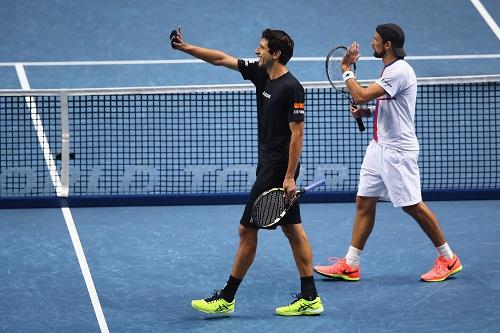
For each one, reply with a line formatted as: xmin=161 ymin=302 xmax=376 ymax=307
xmin=326 ymin=49 xmax=345 ymax=82
xmin=326 ymin=47 xmax=355 ymax=96
xmin=326 ymin=47 xmax=365 ymax=131
xmin=251 ymin=190 xmax=286 ymax=228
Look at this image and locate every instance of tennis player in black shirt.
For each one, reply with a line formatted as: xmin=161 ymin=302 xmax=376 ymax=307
xmin=171 ymin=28 xmax=323 ymax=316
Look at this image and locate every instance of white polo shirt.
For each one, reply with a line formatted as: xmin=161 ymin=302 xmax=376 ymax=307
xmin=373 ymin=59 xmax=419 ymax=151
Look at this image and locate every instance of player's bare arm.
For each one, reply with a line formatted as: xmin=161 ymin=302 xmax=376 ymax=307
xmin=171 ymin=29 xmax=239 ymax=71
xmin=283 ymin=121 xmax=304 ymax=202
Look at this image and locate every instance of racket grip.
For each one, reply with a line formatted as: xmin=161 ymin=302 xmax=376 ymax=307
xmin=356 ymin=118 xmax=365 ymax=132
xmin=348 ymin=98 xmax=365 ymax=132
xmin=303 ymin=178 xmax=326 ymax=192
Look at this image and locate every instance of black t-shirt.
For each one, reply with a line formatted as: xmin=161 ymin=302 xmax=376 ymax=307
xmin=237 ymin=59 xmax=305 ymax=166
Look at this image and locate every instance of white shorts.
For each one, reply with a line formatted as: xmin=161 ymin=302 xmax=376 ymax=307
xmin=357 ymin=140 xmax=422 ymax=207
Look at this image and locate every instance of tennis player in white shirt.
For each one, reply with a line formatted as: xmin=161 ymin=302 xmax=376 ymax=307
xmin=314 ymin=23 xmax=463 ymax=282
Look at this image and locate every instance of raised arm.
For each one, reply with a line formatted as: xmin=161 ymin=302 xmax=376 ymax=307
xmin=171 ymin=29 xmax=239 ymax=71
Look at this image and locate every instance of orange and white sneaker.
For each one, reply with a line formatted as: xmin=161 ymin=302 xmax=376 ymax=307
xmin=420 ymin=254 xmax=463 ymax=282
xmin=313 ymin=257 xmax=360 ymax=281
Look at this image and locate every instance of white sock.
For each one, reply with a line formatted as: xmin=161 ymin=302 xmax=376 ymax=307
xmin=345 ymin=245 xmax=362 ymax=267
xmin=437 ymin=242 xmax=454 ymax=260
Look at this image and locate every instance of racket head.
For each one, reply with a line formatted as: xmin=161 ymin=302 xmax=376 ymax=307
xmin=250 ymin=188 xmax=287 ymax=228
xmin=326 ymin=46 xmax=365 ymax=131
xmin=250 ymin=178 xmax=326 ymax=228
xmin=325 ymin=46 xmax=358 ymax=104
xmin=325 ymin=46 xmax=351 ymax=94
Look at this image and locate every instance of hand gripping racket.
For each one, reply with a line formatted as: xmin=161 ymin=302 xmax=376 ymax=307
xmin=250 ymin=178 xmax=326 ymax=228
xmin=325 ymin=46 xmax=365 ymax=132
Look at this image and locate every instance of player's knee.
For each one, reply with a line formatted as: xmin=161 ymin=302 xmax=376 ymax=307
xmin=402 ymin=202 xmax=422 ymax=215
xmin=356 ymin=196 xmax=376 ymax=215
xmin=281 ymin=224 xmax=305 ymax=242
xmin=238 ymin=225 xmax=257 ymax=243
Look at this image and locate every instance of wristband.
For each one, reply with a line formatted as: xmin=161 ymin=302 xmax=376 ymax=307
xmin=367 ymin=106 xmax=375 ymax=118
xmin=342 ymin=71 xmax=356 ymax=82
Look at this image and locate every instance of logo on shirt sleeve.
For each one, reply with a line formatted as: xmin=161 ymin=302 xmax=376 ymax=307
xmin=380 ymin=78 xmax=392 ymax=87
xmin=293 ymin=102 xmax=305 ymax=115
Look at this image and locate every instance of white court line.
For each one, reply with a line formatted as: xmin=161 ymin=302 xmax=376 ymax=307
xmin=1 ymin=54 xmax=500 ymax=67
xmin=61 ymin=207 xmax=109 ymax=333
xmin=15 ymin=64 xmax=110 ymax=333
xmin=14 ymin=64 xmax=63 ymax=192
xmin=471 ymin=0 xmax=500 ymax=40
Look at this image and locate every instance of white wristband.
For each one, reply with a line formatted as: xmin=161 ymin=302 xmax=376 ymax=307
xmin=367 ymin=106 xmax=375 ymax=118
xmin=343 ymin=71 xmax=356 ymax=82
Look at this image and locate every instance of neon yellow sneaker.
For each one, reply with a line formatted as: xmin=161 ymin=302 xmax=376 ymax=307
xmin=191 ymin=290 xmax=235 ymax=316
xmin=275 ymin=293 xmax=324 ymax=316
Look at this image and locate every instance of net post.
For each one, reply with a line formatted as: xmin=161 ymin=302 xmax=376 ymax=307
xmin=59 ymin=92 xmax=70 ymax=197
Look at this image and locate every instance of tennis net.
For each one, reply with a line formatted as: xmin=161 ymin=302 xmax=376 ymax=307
xmin=0 ymin=75 xmax=499 ymax=207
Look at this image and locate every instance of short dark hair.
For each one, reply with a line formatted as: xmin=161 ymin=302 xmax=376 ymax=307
xmin=261 ymin=29 xmax=294 ymax=65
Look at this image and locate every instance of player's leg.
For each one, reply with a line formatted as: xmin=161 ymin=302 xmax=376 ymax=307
xmin=314 ymin=141 xmax=383 ymax=281
xmin=191 ymin=183 xmax=262 ymax=316
xmin=313 ymin=196 xmax=377 ymax=281
xmin=384 ymin=147 xmax=462 ymax=282
xmin=403 ymin=202 xmax=463 ymax=282
xmin=351 ymin=195 xmax=378 ymax=250
xmin=276 ymin=222 xmax=324 ymax=316
xmin=281 ymin=223 xmax=313 ymax=278
xmin=403 ymin=202 xmax=446 ymax=247
xmin=229 ymin=224 xmax=258 ymax=279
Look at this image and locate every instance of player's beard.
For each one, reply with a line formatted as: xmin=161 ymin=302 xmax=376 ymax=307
xmin=258 ymin=57 xmax=272 ymax=69
xmin=373 ymin=49 xmax=385 ymax=58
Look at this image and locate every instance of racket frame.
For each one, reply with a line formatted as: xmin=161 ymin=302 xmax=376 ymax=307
xmin=250 ymin=178 xmax=326 ymax=228
xmin=325 ymin=46 xmax=365 ymax=132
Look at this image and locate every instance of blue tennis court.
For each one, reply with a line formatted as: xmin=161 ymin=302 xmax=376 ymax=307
xmin=1 ymin=201 xmax=500 ymax=332
xmin=1 ymin=0 xmax=500 ymax=332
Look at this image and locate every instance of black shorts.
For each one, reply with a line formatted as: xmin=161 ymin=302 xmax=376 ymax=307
xmin=240 ymin=163 xmax=301 ymax=229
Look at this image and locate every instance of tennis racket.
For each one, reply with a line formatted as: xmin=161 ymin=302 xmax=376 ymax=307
xmin=250 ymin=178 xmax=326 ymax=228
xmin=325 ymin=46 xmax=365 ymax=132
